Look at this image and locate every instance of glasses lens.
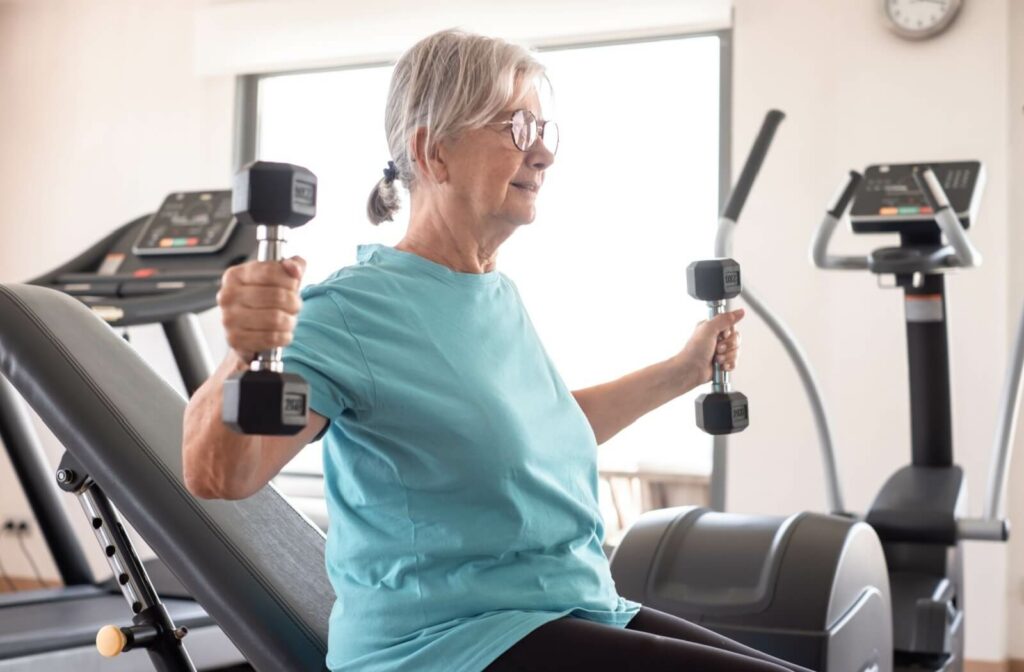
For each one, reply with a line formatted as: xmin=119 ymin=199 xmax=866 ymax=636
xmin=510 ymin=110 xmax=537 ymax=151
xmin=540 ymin=120 xmax=559 ymax=155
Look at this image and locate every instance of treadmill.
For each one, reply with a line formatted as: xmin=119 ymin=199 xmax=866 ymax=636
xmin=0 ymin=190 xmax=255 ymax=670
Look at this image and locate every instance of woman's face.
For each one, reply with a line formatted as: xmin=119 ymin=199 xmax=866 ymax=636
xmin=439 ymin=88 xmax=556 ymax=230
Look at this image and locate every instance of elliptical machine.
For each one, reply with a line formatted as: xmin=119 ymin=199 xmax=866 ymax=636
xmin=610 ymin=113 xmax=1024 ymax=671
xmin=809 ymin=161 xmax=1020 ymax=670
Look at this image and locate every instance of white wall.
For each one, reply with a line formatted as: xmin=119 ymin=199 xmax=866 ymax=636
xmin=730 ymin=0 xmax=1016 ymax=662
xmin=193 ymin=0 xmax=730 ymax=75
xmin=1006 ymin=0 xmax=1024 ymax=661
xmin=0 ymin=0 xmax=235 ymax=580
xmin=0 ymin=0 xmax=1021 ymax=663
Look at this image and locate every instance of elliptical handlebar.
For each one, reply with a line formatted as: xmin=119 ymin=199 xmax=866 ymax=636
xmin=715 ymin=110 xmax=787 ymax=258
xmin=983 ymin=299 xmax=1024 ymax=524
xmin=720 ymin=110 xmax=786 ymax=225
xmin=712 ymin=109 xmax=847 ymax=515
xmin=811 ymin=171 xmax=869 ymax=271
xmin=813 ymin=167 xmax=983 ymax=273
xmin=912 ymin=167 xmax=983 ymax=268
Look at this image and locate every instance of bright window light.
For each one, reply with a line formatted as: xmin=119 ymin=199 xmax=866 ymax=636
xmin=257 ymin=35 xmax=722 ymax=477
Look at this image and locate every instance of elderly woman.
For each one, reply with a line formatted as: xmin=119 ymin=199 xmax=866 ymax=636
xmin=183 ymin=29 xmax=809 ymax=672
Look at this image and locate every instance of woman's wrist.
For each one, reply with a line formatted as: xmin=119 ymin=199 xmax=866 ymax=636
xmin=666 ymin=353 xmax=705 ymax=397
xmin=224 ymin=351 xmax=252 ymax=375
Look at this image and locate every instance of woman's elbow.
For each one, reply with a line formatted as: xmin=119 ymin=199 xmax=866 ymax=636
xmin=182 ymin=449 xmax=248 ymax=501
xmin=183 ymin=470 xmax=254 ymax=501
xmin=183 ymin=462 xmax=223 ymax=500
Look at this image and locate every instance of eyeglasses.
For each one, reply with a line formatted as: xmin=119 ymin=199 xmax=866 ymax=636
xmin=488 ymin=109 xmax=559 ymax=155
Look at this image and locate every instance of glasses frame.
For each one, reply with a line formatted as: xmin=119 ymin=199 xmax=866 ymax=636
xmin=487 ymin=109 xmax=559 ymax=155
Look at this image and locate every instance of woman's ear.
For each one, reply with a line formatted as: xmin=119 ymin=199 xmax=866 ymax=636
xmin=411 ymin=127 xmax=448 ymax=184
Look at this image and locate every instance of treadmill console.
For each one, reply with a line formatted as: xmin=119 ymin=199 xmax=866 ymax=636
xmin=850 ymin=161 xmax=984 ymax=235
xmin=31 ymin=190 xmax=256 ymax=327
xmin=133 ymin=191 xmax=235 ymax=255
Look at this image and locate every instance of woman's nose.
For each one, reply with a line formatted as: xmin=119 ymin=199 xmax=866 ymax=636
xmin=528 ymin=142 xmax=555 ymax=170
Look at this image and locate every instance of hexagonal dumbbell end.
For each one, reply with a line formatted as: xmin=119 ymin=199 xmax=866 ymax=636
xmin=232 ymin=161 xmax=317 ymax=228
xmin=222 ymin=370 xmax=310 ymax=436
xmin=695 ymin=391 xmax=749 ymax=435
xmin=686 ymin=258 xmax=742 ymax=302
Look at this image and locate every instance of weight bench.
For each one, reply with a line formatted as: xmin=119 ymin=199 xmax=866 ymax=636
xmin=0 ymin=283 xmax=332 ymax=671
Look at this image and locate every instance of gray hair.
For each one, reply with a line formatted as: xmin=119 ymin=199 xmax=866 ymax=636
xmin=366 ymin=29 xmax=547 ymax=225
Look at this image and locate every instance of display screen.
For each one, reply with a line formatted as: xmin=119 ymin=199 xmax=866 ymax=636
xmin=849 ymin=161 xmax=983 ymax=234
xmin=133 ymin=191 xmax=235 ymax=255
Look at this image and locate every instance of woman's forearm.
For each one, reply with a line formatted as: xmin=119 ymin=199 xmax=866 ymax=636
xmin=182 ymin=355 xmax=269 ymax=500
xmin=571 ymin=356 xmax=701 ymax=445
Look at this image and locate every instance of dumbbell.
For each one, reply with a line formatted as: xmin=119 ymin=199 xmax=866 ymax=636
xmin=685 ymin=258 xmax=749 ymax=435
xmin=222 ymin=160 xmax=317 ymax=435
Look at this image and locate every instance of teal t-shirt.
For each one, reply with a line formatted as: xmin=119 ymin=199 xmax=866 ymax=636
xmin=283 ymin=244 xmax=639 ymax=672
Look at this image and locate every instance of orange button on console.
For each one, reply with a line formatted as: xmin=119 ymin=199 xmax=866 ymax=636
xmin=159 ymin=238 xmax=174 ymax=248
xmin=879 ymin=207 xmax=899 ymax=216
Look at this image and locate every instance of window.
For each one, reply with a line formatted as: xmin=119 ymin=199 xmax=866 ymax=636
xmin=254 ymin=35 xmax=726 ymax=480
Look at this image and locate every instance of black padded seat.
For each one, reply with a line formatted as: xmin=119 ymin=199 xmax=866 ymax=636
xmin=0 ymin=284 xmax=333 ymax=671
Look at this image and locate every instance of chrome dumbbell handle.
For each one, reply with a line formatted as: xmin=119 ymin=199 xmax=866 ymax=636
xmin=707 ymin=300 xmax=729 ymax=393
xmin=252 ymin=224 xmax=286 ymax=373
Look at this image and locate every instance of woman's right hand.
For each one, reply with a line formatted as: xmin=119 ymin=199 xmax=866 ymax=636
xmin=217 ymin=256 xmax=306 ymax=365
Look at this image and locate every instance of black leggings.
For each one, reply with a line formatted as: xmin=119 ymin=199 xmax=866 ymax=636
xmin=485 ymin=607 xmax=814 ymax=672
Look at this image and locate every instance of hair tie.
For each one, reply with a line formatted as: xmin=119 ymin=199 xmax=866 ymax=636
xmin=383 ymin=160 xmax=398 ymax=183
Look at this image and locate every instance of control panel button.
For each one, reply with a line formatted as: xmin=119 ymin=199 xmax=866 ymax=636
xmin=132 ymin=191 xmax=235 ymax=256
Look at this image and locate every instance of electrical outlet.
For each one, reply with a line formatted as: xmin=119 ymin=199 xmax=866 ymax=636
xmin=1 ymin=519 xmax=29 ymax=535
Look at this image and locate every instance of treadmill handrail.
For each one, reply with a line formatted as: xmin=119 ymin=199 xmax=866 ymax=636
xmin=79 ymin=286 xmax=221 ymax=328
xmin=0 ymin=375 xmax=95 ymax=586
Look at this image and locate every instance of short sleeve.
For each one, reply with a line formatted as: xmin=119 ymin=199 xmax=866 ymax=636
xmin=282 ymin=288 xmax=375 ymax=420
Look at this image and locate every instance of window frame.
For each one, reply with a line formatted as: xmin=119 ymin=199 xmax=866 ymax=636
xmin=232 ymin=30 xmax=733 ymax=491
xmin=233 ymin=30 xmax=732 ymax=206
